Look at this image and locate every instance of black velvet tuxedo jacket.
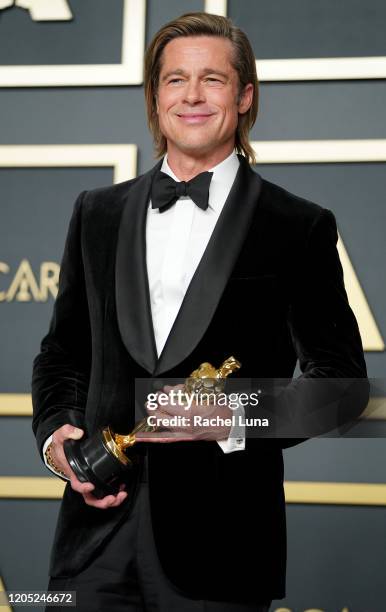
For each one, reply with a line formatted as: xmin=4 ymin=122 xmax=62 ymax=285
xmin=32 ymin=153 xmax=368 ymax=602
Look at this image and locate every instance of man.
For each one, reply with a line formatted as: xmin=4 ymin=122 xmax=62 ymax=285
xmin=32 ymin=11 xmax=368 ymax=612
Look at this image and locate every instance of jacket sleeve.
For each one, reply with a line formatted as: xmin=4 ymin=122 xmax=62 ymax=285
xmin=289 ymin=208 xmax=368 ymax=379
xmin=31 ymin=190 xmax=91 ymax=461
xmin=245 ymin=207 xmax=370 ymax=450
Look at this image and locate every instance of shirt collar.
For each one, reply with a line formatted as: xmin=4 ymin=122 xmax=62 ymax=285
xmin=160 ymin=150 xmax=240 ymax=213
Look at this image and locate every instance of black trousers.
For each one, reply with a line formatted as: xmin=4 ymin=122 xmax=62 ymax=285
xmin=46 ymin=477 xmax=272 ymax=612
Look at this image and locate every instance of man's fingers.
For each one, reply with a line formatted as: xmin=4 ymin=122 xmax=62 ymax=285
xmin=148 ymin=398 xmax=192 ymax=417
xmin=54 ymin=424 xmax=84 ymax=443
xmin=70 ymin=474 xmax=128 ymax=508
xmin=49 ymin=424 xmax=85 ymax=479
xmin=82 ymin=491 xmax=115 ymax=508
xmin=109 ymin=491 xmax=128 ymax=507
xmin=50 ymin=440 xmax=78 ymax=480
xmin=52 ymin=426 xmax=128 ymax=502
xmin=134 ymin=431 xmax=196 ymax=443
xmin=163 ymin=384 xmax=185 ymax=392
xmin=145 ymin=384 xmax=186 ymax=416
xmin=82 ymin=489 xmax=128 ymax=509
xmin=70 ymin=474 xmax=95 ymax=494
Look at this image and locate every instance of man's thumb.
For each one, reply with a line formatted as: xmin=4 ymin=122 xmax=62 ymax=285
xmin=67 ymin=427 xmax=83 ymax=439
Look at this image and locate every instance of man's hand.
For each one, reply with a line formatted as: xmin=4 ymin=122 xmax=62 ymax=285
xmin=50 ymin=424 xmax=128 ymax=509
xmin=135 ymin=384 xmax=234 ymax=443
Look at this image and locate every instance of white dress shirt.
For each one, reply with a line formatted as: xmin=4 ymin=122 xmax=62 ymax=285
xmin=147 ymin=150 xmax=238 ymax=356
xmin=146 ymin=150 xmax=245 ymax=454
xmin=43 ymin=149 xmax=245 ymax=479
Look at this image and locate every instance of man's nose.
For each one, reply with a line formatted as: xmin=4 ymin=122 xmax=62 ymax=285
xmin=183 ymin=79 xmax=205 ymax=104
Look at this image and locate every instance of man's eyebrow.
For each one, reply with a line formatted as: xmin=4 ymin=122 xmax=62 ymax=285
xmin=161 ymin=68 xmax=229 ymax=82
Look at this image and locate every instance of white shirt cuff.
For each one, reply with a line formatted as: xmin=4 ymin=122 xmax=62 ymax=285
xmin=217 ymin=400 xmax=245 ymax=453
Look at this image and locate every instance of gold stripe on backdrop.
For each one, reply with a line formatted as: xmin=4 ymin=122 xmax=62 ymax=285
xmin=0 ymin=394 xmax=31 ymax=416
xmin=1 ymin=477 xmax=386 ymax=505
xmin=284 ymin=481 xmax=386 ymax=506
xmin=2 ymin=395 xmax=385 ymax=419
xmin=0 ymin=144 xmax=137 ymax=184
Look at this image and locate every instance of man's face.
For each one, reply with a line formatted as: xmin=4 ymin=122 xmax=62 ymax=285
xmin=156 ymin=36 xmax=253 ymax=159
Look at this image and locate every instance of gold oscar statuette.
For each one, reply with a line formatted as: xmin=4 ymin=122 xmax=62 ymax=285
xmin=64 ymin=356 xmax=241 ymax=498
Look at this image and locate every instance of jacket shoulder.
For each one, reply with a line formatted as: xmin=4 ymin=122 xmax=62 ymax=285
xmin=80 ymin=176 xmax=140 ymax=211
xmin=259 ymin=177 xmax=327 ymax=223
xmin=70 ymin=175 xmax=145 ymax=232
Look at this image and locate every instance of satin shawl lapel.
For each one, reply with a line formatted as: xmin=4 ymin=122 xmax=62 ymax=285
xmin=154 ymin=154 xmax=262 ymax=375
xmin=115 ymin=158 xmax=163 ymax=374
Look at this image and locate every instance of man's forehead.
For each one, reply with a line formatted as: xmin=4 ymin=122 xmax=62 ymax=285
xmin=159 ymin=37 xmax=235 ymax=75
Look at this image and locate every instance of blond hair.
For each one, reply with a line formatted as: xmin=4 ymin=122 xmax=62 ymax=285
xmin=144 ymin=12 xmax=258 ymax=164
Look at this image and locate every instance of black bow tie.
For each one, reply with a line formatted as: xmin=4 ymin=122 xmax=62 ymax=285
xmin=151 ymin=169 xmax=213 ymax=213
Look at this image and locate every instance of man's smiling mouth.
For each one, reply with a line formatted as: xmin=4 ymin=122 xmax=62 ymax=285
xmin=177 ymin=114 xmax=214 ymax=123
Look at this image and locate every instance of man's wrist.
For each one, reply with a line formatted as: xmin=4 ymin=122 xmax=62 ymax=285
xmin=44 ymin=442 xmax=68 ymax=479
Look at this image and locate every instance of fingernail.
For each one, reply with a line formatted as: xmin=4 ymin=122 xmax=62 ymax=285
xmin=70 ymin=428 xmax=83 ymax=439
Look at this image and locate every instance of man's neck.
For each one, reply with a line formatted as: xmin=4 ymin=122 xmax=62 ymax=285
xmin=165 ymin=145 xmax=235 ymax=182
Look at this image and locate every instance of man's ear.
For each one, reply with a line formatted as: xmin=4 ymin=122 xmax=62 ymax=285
xmin=238 ymin=83 xmax=253 ymax=114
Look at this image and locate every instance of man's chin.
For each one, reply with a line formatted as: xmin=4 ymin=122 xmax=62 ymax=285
xmin=169 ymin=139 xmax=219 ymax=156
